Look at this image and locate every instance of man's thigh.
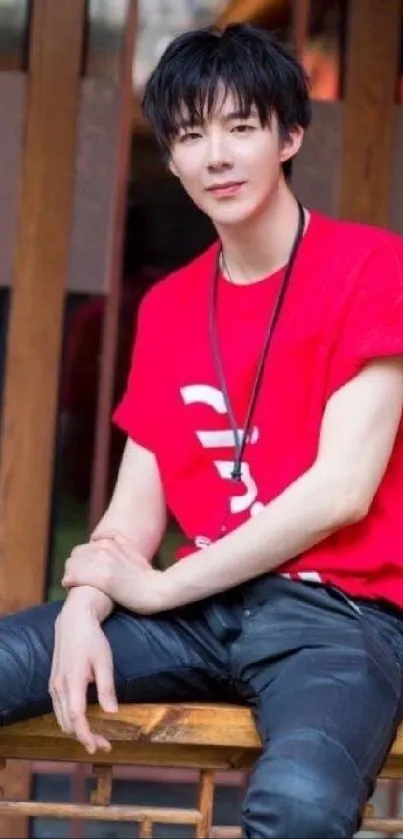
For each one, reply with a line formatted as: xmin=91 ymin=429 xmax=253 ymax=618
xmin=231 ymin=577 xmax=403 ymax=837
xmin=0 ymin=599 xmax=232 ymax=725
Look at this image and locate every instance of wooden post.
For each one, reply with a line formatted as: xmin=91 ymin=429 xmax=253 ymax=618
xmin=0 ymin=1 xmax=85 ymax=835
xmin=339 ymin=0 xmax=401 ymax=225
xmin=0 ymin=0 xmax=85 ymax=613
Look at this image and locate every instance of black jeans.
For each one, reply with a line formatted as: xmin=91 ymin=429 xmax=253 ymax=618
xmin=0 ymin=575 xmax=402 ymax=838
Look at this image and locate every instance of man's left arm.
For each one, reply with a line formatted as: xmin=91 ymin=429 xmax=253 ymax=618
xmin=159 ymin=357 xmax=403 ymax=609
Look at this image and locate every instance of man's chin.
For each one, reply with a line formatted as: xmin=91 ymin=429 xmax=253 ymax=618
xmin=211 ymin=207 xmax=256 ymax=230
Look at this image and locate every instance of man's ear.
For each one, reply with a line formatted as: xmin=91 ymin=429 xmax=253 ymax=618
xmin=280 ymin=126 xmax=304 ymax=164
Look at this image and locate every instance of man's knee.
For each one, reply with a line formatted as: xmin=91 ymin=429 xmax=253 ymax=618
xmin=241 ymin=756 xmax=359 ymax=838
xmin=0 ymin=601 xmax=61 ymax=724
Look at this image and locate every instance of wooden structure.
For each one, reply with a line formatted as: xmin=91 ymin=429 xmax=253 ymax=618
xmin=0 ymin=703 xmax=402 ymax=836
xmin=0 ymin=0 xmax=402 ymax=836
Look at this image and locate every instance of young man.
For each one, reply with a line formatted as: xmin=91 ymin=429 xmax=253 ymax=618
xmin=1 ymin=23 xmax=403 ymax=838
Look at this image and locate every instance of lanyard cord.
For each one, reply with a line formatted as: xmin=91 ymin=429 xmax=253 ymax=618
xmin=209 ymin=200 xmax=306 ymax=481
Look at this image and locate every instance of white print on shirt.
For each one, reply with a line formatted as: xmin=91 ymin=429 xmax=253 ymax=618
xmin=180 ymin=384 xmax=323 ymax=585
xmin=180 ymin=384 xmax=265 ymax=519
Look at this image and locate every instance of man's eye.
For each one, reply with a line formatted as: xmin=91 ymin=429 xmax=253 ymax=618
xmin=233 ymin=124 xmax=255 ymax=133
xmin=179 ymin=131 xmax=201 ymax=142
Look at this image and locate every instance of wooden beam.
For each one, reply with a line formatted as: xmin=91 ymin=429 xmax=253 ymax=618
xmin=0 ymin=0 xmax=85 ymax=612
xmin=0 ymin=2 xmax=85 ymax=835
xmin=339 ymin=0 xmax=401 ymax=224
xmin=0 ymin=4 xmax=85 ymax=832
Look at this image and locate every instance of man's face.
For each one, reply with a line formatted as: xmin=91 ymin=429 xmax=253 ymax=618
xmin=169 ymin=89 xmax=302 ymax=229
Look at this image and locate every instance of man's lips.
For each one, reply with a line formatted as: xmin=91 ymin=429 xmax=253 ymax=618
xmin=206 ymin=181 xmax=245 ymax=196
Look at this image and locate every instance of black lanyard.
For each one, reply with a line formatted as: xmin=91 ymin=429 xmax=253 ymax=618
xmin=209 ymin=199 xmax=306 ymax=482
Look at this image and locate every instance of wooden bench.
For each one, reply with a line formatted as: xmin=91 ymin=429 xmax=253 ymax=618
xmin=0 ymin=703 xmax=401 ymax=837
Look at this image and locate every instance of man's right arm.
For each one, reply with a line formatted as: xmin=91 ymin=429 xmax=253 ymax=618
xmin=65 ymin=436 xmax=167 ymax=617
xmin=50 ymin=437 xmax=167 ymax=752
xmin=92 ymin=436 xmax=167 ymax=557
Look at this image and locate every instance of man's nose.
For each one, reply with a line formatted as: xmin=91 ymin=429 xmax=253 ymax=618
xmin=205 ymin=133 xmax=232 ymax=171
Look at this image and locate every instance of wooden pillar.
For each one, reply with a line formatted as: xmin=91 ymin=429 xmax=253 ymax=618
xmin=0 ymin=0 xmax=85 ymax=614
xmin=339 ymin=0 xmax=401 ymax=225
xmin=0 ymin=2 xmax=85 ymax=836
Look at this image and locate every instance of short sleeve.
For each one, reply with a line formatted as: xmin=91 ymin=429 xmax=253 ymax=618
xmin=112 ymin=293 xmax=158 ymax=452
xmin=326 ymin=239 xmax=403 ymax=397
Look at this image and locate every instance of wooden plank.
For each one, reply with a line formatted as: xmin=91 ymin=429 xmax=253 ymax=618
xmin=0 ymin=704 xmax=261 ymax=749
xmin=0 ymin=737 xmax=258 ymax=771
xmin=339 ymin=0 xmax=401 ymax=224
xmin=0 ymin=2 xmax=85 ymax=836
xmin=0 ymin=801 xmax=202 ymax=825
xmin=4 ymin=700 xmax=403 ymax=756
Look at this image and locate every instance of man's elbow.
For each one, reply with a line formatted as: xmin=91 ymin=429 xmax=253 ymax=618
xmin=322 ymin=467 xmax=374 ymax=528
xmin=341 ymin=490 xmax=372 ymax=526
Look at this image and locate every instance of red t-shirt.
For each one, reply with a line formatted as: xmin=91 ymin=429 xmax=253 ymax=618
xmin=114 ymin=212 xmax=403 ymax=607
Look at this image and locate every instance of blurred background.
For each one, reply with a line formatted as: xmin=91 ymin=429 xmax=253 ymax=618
xmin=0 ymin=0 xmax=402 ymax=602
xmin=0 ymin=1 xmax=402 ymax=835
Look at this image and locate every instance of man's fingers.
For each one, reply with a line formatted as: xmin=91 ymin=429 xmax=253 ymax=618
xmin=92 ymin=733 xmax=112 ymax=752
xmin=94 ymin=655 xmax=118 ymax=714
xmin=68 ymin=692 xmax=98 ymax=754
xmin=49 ymin=674 xmax=73 ymax=735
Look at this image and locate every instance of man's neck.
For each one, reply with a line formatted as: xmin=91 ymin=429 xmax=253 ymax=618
xmin=217 ymin=185 xmax=308 ymax=286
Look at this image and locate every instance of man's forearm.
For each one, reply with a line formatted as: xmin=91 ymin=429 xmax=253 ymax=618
xmin=160 ymin=459 xmax=365 ymax=609
xmin=64 ymin=585 xmax=114 ymax=623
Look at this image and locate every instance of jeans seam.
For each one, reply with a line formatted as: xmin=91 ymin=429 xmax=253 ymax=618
xmin=262 ymin=726 xmax=365 ymax=786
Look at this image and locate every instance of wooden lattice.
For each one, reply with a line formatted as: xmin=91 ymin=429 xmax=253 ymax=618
xmin=0 ymin=704 xmax=401 ymax=837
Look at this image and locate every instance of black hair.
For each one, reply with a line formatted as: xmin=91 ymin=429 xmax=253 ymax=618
xmin=142 ymin=23 xmax=311 ymax=180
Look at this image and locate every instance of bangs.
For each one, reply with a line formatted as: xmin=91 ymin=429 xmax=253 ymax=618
xmin=142 ymin=25 xmax=311 ymax=154
xmin=167 ymin=67 xmax=272 ymax=141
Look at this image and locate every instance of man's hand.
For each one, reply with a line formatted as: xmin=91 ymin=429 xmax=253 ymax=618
xmin=62 ymin=534 xmax=165 ymax=615
xmin=49 ymin=587 xmax=117 ymax=754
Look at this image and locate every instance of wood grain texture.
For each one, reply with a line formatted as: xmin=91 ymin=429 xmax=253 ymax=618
xmin=90 ymin=765 xmax=113 ymax=806
xmin=0 ymin=801 xmax=202 ymax=824
xmin=0 ymin=703 xmax=401 ymax=832
xmin=339 ymin=0 xmax=401 ymax=224
xmin=0 ymin=3 xmax=85 ymax=835
xmin=0 ymin=704 xmax=261 ymax=748
xmin=0 ymin=0 xmax=86 ymax=615
xmin=196 ymin=770 xmax=215 ymax=838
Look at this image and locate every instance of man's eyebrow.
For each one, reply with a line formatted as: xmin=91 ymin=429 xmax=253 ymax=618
xmin=223 ymin=108 xmax=258 ymax=121
xmin=176 ymin=106 xmax=259 ymax=130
